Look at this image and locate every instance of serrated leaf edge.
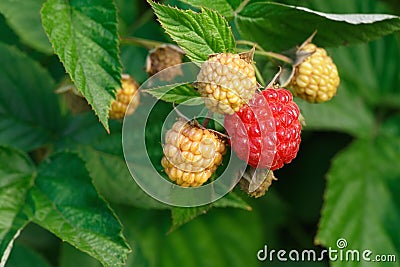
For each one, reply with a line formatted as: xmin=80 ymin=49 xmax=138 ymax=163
xmin=148 ymin=0 xmax=235 ymax=62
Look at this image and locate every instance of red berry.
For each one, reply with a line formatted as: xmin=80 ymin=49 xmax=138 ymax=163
xmin=224 ymin=88 xmax=301 ymax=170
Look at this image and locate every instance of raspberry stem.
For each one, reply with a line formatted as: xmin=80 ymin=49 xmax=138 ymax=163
xmin=253 ymin=62 xmax=265 ymax=86
xmin=234 ymin=0 xmax=250 ymax=15
xmin=236 ymin=40 xmax=266 ymax=51
xmin=173 ymin=104 xmax=191 ymax=123
xmin=120 ymin=36 xmax=164 ymax=49
xmin=253 ymin=50 xmax=293 ymax=64
xmin=236 ymin=41 xmax=293 ymax=64
xmin=125 ymin=8 xmax=154 ymax=34
xmin=202 ymin=111 xmax=213 ymax=128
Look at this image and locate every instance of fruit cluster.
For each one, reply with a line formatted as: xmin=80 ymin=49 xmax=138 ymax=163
xmin=160 ymin=40 xmax=340 ymax=193
xmin=63 ymin=37 xmax=339 ymax=193
xmin=61 ymin=37 xmax=339 ymax=194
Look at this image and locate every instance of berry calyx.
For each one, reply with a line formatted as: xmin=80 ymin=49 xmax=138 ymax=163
xmin=289 ymin=43 xmax=340 ymax=103
xmin=224 ymin=88 xmax=301 ymax=170
xmin=239 ymin=169 xmax=277 ymax=198
xmin=109 ymin=74 xmax=140 ymax=120
xmin=161 ymin=120 xmax=227 ymax=187
xmin=195 ymin=52 xmax=257 ymax=115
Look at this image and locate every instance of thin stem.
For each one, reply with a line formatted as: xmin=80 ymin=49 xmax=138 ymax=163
xmin=236 ymin=40 xmax=266 ymax=52
xmin=120 ymin=36 xmax=164 ymax=49
xmin=234 ymin=0 xmax=250 ymax=15
xmin=266 ymin=67 xmax=282 ymax=88
xmin=237 ymin=48 xmax=293 ymax=64
xmin=259 ymin=51 xmax=293 ymax=64
xmin=125 ymin=8 xmax=154 ymax=35
xmin=173 ymin=104 xmax=191 ymax=123
xmin=202 ymin=110 xmax=213 ymax=128
xmin=253 ymin=63 xmax=265 ymax=87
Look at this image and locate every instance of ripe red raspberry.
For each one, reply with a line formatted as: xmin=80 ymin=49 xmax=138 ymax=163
xmin=224 ymin=88 xmax=301 ymax=170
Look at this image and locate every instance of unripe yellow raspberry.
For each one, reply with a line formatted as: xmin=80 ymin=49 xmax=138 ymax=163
xmin=290 ymin=43 xmax=340 ymax=103
xmin=109 ymin=74 xmax=140 ymax=120
xmin=161 ymin=120 xmax=227 ymax=187
xmin=195 ymin=53 xmax=257 ymax=114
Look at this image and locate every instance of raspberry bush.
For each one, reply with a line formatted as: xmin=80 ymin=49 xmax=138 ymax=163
xmin=0 ymin=0 xmax=400 ymax=267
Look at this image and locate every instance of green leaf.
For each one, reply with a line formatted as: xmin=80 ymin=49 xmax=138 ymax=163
xmin=59 ymin=243 xmax=101 ymax=267
xmin=144 ymin=84 xmax=202 ymax=105
xmin=181 ymin=0 xmax=242 ymax=20
xmin=382 ymin=114 xmax=400 ymax=138
xmin=171 ymin=205 xmax=211 ymax=231
xmin=41 ymin=0 xmax=122 ymax=131
xmin=295 ymin=87 xmax=374 ymax=138
xmin=235 ymin=2 xmax=400 ymax=51
xmin=0 ymin=13 xmax=21 ymax=46
xmin=115 ymin=0 xmax=141 ymax=35
xmin=150 ymin=1 xmax=235 ymax=62
xmin=30 ymin=152 xmax=131 ymax=267
xmin=118 ymin=207 xmax=264 ymax=267
xmin=120 ymin=46 xmax=148 ymax=83
xmin=291 ymin=0 xmax=394 ymax=15
xmin=0 ymin=148 xmax=131 ymax=267
xmin=58 ymin=196 xmax=285 ymax=267
xmin=56 ymin=113 xmax=167 ymax=209
xmin=170 ymin=192 xmax=251 ymax=231
xmin=6 ymin=243 xmax=52 ymax=267
xmin=329 ymin=35 xmax=400 ymax=107
xmin=212 ymin=191 xmax=252 ymax=210
xmin=316 ymin=137 xmax=400 ymax=267
xmin=0 ymin=0 xmax=52 ymax=54
xmin=0 ymin=146 xmax=35 ymax=266
xmin=0 ymin=43 xmax=62 ymax=151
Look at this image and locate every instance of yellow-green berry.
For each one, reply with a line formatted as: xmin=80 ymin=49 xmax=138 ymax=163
xmin=290 ymin=43 xmax=340 ymax=103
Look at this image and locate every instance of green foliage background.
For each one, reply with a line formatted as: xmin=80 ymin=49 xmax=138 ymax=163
xmin=0 ymin=0 xmax=400 ymax=266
